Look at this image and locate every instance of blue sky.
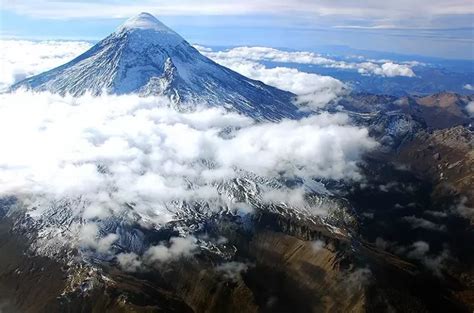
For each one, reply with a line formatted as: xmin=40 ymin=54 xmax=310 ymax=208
xmin=1 ymin=0 xmax=473 ymax=59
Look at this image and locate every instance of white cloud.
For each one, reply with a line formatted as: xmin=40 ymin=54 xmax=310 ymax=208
xmin=407 ymin=241 xmax=430 ymax=259
xmin=357 ymin=62 xmax=415 ymax=77
xmin=79 ymin=223 xmax=118 ymax=253
xmin=375 ymin=237 xmax=388 ymax=250
xmin=402 ymin=216 xmax=447 ymax=231
xmin=201 ymin=46 xmax=334 ymax=65
xmin=261 ymin=187 xmax=307 ymax=207
xmin=216 ymin=261 xmax=251 ymax=281
xmin=116 ymin=252 xmax=143 ymax=272
xmin=311 ymin=239 xmax=325 ymax=251
xmin=463 ymin=84 xmax=474 ymax=91
xmin=196 ymin=48 xmax=348 ymax=109
xmin=466 ymin=101 xmax=474 ymax=117
xmin=406 ymin=241 xmax=450 ymax=275
xmin=344 ymin=268 xmax=372 ymax=292
xmin=116 ymin=237 xmax=198 ymax=270
xmin=380 ymin=62 xmax=415 ymax=77
xmin=453 ymin=196 xmax=474 ymax=220
xmin=198 ymin=46 xmax=416 ymax=79
xmin=144 ymin=236 xmax=198 ymax=263
xmin=0 ymin=40 xmax=92 ymax=91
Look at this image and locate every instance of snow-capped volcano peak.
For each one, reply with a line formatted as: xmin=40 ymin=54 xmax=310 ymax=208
xmin=118 ymin=12 xmax=176 ymax=34
xmin=115 ymin=12 xmax=184 ymax=49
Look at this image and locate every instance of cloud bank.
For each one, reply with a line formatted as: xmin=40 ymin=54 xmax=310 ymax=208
xmin=197 ymin=46 xmax=416 ymax=78
xmin=0 ymin=40 xmax=93 ymax=91
xmin=0 ymin=90 xmax=377 ymax=260
xmin=0 ymin=91 xmax=375 ymax=205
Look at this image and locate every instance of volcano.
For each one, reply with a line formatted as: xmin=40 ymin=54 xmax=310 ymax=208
xmin=11 ymin=12 xmax=301 ymax=121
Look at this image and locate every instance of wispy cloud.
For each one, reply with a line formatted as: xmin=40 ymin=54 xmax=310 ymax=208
xmin=3 ymin=0 xmax=473 ymax=21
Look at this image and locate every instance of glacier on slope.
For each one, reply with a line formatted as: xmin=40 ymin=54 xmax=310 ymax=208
xmin=11 ymin=12 xmax=301 ymax=121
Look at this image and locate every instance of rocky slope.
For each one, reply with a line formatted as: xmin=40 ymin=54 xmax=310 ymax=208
xmin=397 ymin=126 xmax=473 ymax=209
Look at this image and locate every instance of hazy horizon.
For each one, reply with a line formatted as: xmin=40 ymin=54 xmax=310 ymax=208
xmin=1 ymin=0 xmax=473 ymax=60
